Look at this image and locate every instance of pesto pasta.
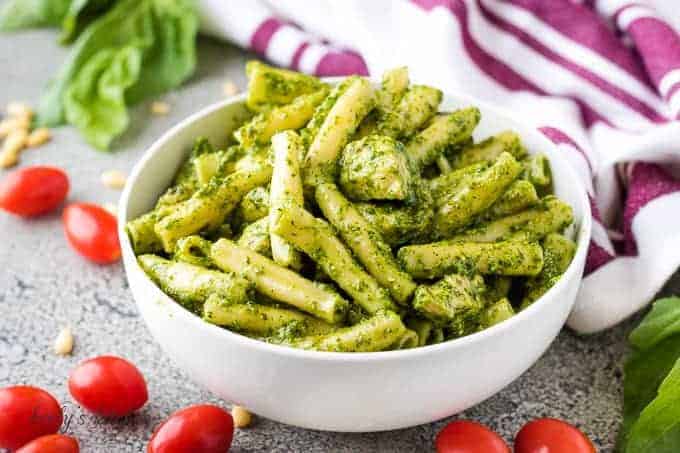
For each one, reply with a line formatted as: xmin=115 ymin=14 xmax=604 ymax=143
xmin=127 ymin=62 xmax=577 ymax=352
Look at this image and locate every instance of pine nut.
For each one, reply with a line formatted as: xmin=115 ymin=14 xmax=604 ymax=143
xmin=9 ymin=115 xmax=30 ymax=132
xmin=54 ymin=327 xmax=74 ymax=355
xmin=0 ymin=151 xmax=18 ymax=168
xmin=0 ymin=129 xmax=28 ymax=168
xmin=232 ymin=405 xmax=253 ymax=428
xmin=26 ymin=127 xmax=52 ymax=148
xmin=150 ymin=101 xmax=170 ymax=115
xmin=0 ymin=117 xmax=30 ymax=139
xmin=101 ymin=170 xmax=127 ymax=190
xmin=0 ymin=119 xmax=16 ymax=139
xmin=223 ymin=80 xmax=239 ymax=97
xmin=7 ymin=102 xmax=33 ymax=120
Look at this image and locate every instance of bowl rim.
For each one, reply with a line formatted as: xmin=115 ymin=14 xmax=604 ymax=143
xmin=118 ymin=87 xmax=592 ymax=363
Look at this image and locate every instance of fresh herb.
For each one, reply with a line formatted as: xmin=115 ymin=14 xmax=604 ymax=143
xmin=60 ymin=0 xmax=117 ymax=43
xmin=0 ymin=0 xmax=72 ymax=31
xmin=618 ymin=296 xmax=680 ymax=452
xmin=0 ymin=0 xmax=115 ymax=42
xmin=1 ymin=0 xmax=198 ymax=150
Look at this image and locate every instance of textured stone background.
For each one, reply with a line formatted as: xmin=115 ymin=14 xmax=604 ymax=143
xmin=2 ymin=29 xmax=678 ymax=453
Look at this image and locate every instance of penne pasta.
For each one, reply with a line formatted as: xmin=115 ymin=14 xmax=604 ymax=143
xmin=126 ymin=63 xmax=577 ymax=351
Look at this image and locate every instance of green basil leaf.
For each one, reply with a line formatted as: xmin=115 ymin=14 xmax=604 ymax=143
xmin=0 ymin=0 xmax=71 ymax=31
xmin=37 ymin=0 xmax=152 ymax=130
xmin=64 ymin=45 xmax=143 ymax=149
xmin=625 ymin=357 xmax=680 ymax=452
xmin=618 ymin=297 xmax=680 ymax=451
xmin=37 ymin=0 xmax=197 ymax=149
xmin=618 ymin=336 xmax=680 ymax=451
xmin=630 ymin=297 xmax=680 ymax=351
xmin=124 ymin=0 xmax=198 ymax=105
xmin=59 ymin=0 xmax=115 ymax=44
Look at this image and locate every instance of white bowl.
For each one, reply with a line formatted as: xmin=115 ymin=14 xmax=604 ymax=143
xmin=119 ymin=88 xmax=591 ymax=432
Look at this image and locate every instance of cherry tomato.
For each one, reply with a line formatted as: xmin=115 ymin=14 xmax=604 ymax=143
xmin=68 ymin=356 xmax=148 ymax=417
xmin=147 ymin=404 xmax=234 ymax=453
xmin=63 ymin=203 xmax=120 ymax=263
xmin=436 ymin=420 xmax=510 ymax=453
xmin=0 ymin=166 xmax=69 ymax=217
xmin=16 ymin=434 xmax=79 ymax=453
xmin=514 ymin=418 xmax=595 ymax=453
xmin=0 ymin=386 xmax=63 ymax=450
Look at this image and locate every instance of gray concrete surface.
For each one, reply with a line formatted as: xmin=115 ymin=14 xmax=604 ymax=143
xmin=1 ymin=29 xmax=678 ymax=452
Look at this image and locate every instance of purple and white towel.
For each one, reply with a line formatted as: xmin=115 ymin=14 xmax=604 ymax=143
xmin=198 ymin=0 xmax=680 ymax=334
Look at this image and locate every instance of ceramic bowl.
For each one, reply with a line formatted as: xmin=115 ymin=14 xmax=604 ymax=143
xmin=119 ymin=87 xmax=591 ymax=432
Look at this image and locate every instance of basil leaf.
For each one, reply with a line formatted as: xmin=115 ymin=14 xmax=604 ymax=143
xmin=619 ymin=336 xmax=680 ymax=450
xmin=123 ymin=0 xmax=198 ymax=105
xmin=625 ymin=357 xmax=680 ymax=452
xmin=630 ymin=297 xmax=680 ymax=351
xmin=618 ymin=297 xmax=680 ymax=451
xmin=64 ymin=45 xmax=143 ymax=150
xmin=59 ymin=0 xmax=115 ymax=43
xmin=0 ymin=0 xmax=71 ymax=31
xmin=37 ymin=0 xmax=197 ymax=149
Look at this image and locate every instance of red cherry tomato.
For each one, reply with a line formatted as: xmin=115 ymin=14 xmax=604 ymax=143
xmin=68 ymin=356 xmax=148 ymax=418
xmin=63 ymin=203 xmax=120 ymax=263
xmin=147 ymin=404 xmax=234 ymax=453
xmin=436 ymin=420 xmax=510 ymax=453
xmin=514 ymin=418 xmax=595 ymax=453
xmin=0 ymin=386 xmax=63 ymax=450
xmin=0 ymin=166 xmax=69 ymax=217
xmin=16 ymin=434 xmax=79 ymax=453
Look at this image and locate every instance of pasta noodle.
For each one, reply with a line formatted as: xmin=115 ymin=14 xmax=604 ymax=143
xmin=126 ymin=62 xmax=577 ymax=352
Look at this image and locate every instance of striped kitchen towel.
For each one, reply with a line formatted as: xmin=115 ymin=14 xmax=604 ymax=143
xmin=198 ymin=0 xmax=680 ymax=334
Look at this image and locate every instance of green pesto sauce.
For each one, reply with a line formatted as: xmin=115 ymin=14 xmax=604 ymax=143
xmin=339 ymin=135 xmax=414 ymax=202
xmin=127 ymin=64 xmax=577 ymax=352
